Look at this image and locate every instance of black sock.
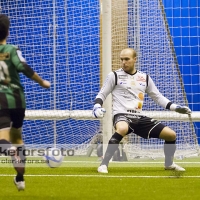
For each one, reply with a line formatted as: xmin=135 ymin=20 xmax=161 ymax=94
xmin=16 ymin=173 xmax=24 ymax=182
xmin=164 ymin=140 xmax=176 ymax=167
xmin=0 ymin=139 xmax=11 ymax=155
xmin=101 ymin=132 xmax=123 ymax=166
xmin=12 ymin=145 xmax=26 ymax=182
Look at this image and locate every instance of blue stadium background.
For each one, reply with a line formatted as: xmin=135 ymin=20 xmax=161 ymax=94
xmin=1 ymin=0 xmax=199 ymax=144
xmin=163 ymin=0 xmax=200 ymax=142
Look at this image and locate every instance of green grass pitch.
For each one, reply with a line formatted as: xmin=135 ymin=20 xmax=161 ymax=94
xmin=0 ymin=156 xmax=200 ymax=200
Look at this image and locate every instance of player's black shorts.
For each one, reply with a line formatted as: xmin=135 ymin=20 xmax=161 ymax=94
xmin=113 ymin=113 xmax=165 ymax=139
xmin=0 ymin=108 xmax=25 ymax=129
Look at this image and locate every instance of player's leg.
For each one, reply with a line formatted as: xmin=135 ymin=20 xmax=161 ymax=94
xmin=11 ymin=127 xmax=26 ymax=191
xmin=98 ymin=115 xmax=128 ymax=173
xmin=159 ymin=127 xmax=176 ymax=167
xmin=0 ymin=128 xmax=11 ymax=155
xmin=103 ymin=121 xmax=127 ymax=164
xmin=0 ymin=109 xmax=12 ymax=156
xmin=10 ymin=108 xmax=26 ymax=190
xmin=10 ymin=128 xmax=26 ymax=176
xmin=134 ymin=116 xmax=185 ymax=171
xmin=0 ymin=110 xmax=25 ymax=190
xmin=159 ymin=127 xmax=185 ymax=171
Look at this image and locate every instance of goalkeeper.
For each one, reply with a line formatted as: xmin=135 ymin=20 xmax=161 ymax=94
xmin=92 ymin=48 xmax=191 ymax=173
xmin=0 ymin=14 xmax=50 ymax=190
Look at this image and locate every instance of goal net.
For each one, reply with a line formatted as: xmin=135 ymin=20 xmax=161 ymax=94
xmin=111 ymin=0 xmax=200 ymax=158
xmin=1 ymin=0 xmax=199 ymax=159
xmin=1 ymin=0 xmax=102 ymax=155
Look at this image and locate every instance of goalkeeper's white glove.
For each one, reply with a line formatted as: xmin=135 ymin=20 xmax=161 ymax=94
xmin=92 ymin=104 xmax=106 ymax=118
xmin=170 ymin=104 xmax=191 ymax=114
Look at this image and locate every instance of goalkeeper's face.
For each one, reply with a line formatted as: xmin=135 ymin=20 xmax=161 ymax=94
xmin=120 ymin=49 xmax=137 ymax=74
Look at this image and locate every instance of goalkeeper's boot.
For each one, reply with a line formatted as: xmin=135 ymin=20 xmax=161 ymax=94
xmin=98 ymin=165 xmax=108 ymax=173
xmin=14 ymin=177 xmax=25 ymax=191
xmin=165 ymin=163 xmax=185 ymax=171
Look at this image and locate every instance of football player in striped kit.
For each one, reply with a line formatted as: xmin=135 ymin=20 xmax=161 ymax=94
xmin=0 ymin=14 xmax=50 ymax=190
xmin=92 ymin=48 xmax=191 ymax=173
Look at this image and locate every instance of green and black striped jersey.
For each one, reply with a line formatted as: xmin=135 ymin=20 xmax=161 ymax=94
xmin=0 ymin=44 xmax=34 ymax=109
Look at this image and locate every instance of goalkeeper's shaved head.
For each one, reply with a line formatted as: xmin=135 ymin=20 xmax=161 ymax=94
xmin=0 ymin=14 xmax=10 ymax=41
xmin=121 ymin=48 xmax=137 ymax=58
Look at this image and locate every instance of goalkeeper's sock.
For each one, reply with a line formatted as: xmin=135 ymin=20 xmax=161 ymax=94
xmin=0 ymin=139 xmax=11 ymax=155
xmin=164 ymin=140 xmax=176 ymax=167
xmin=101 ymin=132 xmax=123 ymax=166
xmin=12 ymin=145 xmax=26 ymax=182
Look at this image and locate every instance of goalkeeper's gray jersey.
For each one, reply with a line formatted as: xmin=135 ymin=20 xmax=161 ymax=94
xmin=96 ymin=68 xmax=171 ymax=116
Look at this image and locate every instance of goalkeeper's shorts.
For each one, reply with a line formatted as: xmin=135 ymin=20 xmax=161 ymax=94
xmin=113 ymin=113 xmax=165 ymax=139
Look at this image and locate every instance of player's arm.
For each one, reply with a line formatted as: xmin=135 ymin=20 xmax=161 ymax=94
xmin=92 ymin=72 xmax=115 ymax=118
xmin=146 ymin=75 xmax=191 ymax=114
xmin=30 ymin=72 xmax=50 ymax=88
xmin=11 ymin=47 xmax=50 ymax=88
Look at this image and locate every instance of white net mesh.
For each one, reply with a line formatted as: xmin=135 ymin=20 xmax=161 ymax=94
xmin=1 ymin=0 xmax=102 ymax=149
xmin=1 ymin=0 xmax=199 ymax=158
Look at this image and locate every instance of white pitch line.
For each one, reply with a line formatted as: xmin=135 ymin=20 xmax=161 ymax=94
xmin=62 ymin=161 xmax=200 ymax=164
xmin=1 ymin=174 xmax=200 ymax=178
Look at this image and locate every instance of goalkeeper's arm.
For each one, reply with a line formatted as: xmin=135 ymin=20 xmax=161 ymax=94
xmin=166 ymin=102 xmax=191 ymax=114
xmin=92 ymin=72 xmax=116 ymax=118
xmin=92 ymin=98 xmax=106 ymax=118
xmin=146 ymin=75 xmax=191 ymax=114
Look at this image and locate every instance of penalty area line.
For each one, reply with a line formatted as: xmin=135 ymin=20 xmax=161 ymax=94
xmin=1 ymin=174 xmax=200 ymax=178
